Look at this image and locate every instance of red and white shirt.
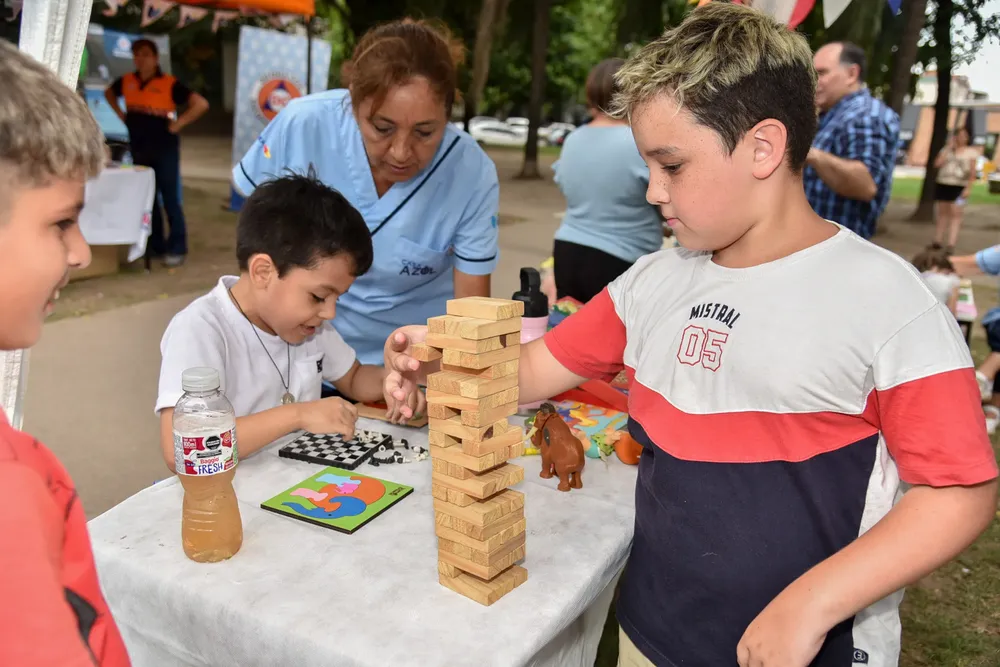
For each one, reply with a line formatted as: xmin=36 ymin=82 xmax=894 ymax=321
xmin=545 ymin=226 xmax=997 ymax=667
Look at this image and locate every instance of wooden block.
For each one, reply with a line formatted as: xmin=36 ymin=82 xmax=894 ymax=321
xmin=438 ymin=541 xmax=526 ymax=580
xmin=432 ymin=463 xmax=524 ymax=500
xmin=427 ymin=403 xmax=459 ymax=420
xmin=428 ymin=430 xmax=461 ymax=448
xmin=435 ymin=505 xmax=524 ymax=541
xmin=431 ymin=482 xmax=476 ymax=507
xmin=409 ymin=343 xmax=442 ymax=361
xmin=427 ymin=370 xmax=518 ymax=399
xmin=461 ymin=427 xmax=524 ymax=457
xmin=442 ymin=345 xmax=520 ymax=371
xmin=354 ymin=401 xmax=428 ymax=428
xmin=428 ymin=415 xmax=510 ymax=442
xmin=439 ymin=532 xmax=526 ymax=569
xmin=438 ymin=565 xmax=528 ymax=606
xmin=432 ymin=458 xmax=476 ymax=480
xmin=426 ymin=387 xmax=519 ymax=412
xmin=436 ymin=517 xmax=526 ymax=554
xmin=433 ymin=490 xmax=524 ymax=539
xmin=425 ymin=332 xmax=520 ymax=354
xmin=441 ymin=359 xmax=519 ymax=380
xmin=446 ymin=297 xmax=524 ymax=321
xmin=461 ymin=400 xmax=518 ymax=428
xmin=428 ymin=315 xmax=522 ymax=340
xmin=429 ymin=441 xmax=519 ymax=473
xmin=438 ymin=560 xmax=462 ymax=578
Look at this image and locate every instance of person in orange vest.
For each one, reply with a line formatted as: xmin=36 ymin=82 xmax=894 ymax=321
xmin=105 ymin=38 xmax=209 ymax=267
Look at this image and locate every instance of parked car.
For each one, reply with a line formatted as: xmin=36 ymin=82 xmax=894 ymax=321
xmin=470 ymin=119 xmax=528 ymax=147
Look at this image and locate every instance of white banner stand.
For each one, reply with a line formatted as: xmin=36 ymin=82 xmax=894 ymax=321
xmin=1 ymin=0 xmax=94 ymax=428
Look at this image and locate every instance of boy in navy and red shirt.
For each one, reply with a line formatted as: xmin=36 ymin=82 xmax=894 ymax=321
xmin=0 ymin=41 xmax=130 ymax=666
xmin=384 ymin=5 xmax=998 ymax=666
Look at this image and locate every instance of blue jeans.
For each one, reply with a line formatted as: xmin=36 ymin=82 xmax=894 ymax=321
xmin=135 ymin=148 xmax=187 ymax=257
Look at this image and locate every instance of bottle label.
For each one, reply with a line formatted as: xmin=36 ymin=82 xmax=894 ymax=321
xmin=174 ymin=428 xmax=238 ymax=476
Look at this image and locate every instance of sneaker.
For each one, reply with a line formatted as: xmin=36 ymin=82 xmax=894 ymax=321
xmin=976 ymin=371 xmax=993 ymax=402
xmin=163 ymin=254 xmax=186 ymax=267
xmin=984 ymin=405 xmax=999 ymax=436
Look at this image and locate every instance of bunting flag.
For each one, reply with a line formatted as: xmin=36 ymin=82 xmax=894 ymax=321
xmin=3 ymin=0 xmax=23 ymax=21
xmin=140 ymin=0 xmax=174 ymax=27
xmin=211 ymin=9 xmax=239 ymax=32
xmin=178 ymin=5 xmax=208 ymax=28
xmin=102 ymin=0 xmax=127 ymax=17
xmin=823 ymin=0 xmax=853 ymax=27
xmin=887 ymin=0 xmax=903 ymax=12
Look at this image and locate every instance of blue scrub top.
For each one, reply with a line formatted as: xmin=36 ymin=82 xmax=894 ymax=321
xmin=233 ymin=89 xmax=501 ymax=364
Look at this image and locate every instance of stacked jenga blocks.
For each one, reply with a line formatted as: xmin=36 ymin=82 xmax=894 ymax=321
xmin=419 ymin=296 xmax=528 ymax=606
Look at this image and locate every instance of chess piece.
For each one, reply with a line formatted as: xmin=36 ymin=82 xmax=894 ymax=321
xmin=530 ymin=403 xmax=585 ymax=491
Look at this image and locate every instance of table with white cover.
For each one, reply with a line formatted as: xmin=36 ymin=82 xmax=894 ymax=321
xmin=79 ymin=165 xmax=155 ymax=262
xmin=88 ymin=417 xmax=639 ymax=667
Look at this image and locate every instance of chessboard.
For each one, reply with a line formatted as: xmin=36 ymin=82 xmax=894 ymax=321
xmin=278 ymin=430 xmax=392 ymax=470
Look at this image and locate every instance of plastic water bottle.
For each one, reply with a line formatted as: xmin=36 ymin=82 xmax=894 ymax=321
xmin=513 ymin=267 xmax=550 ymax=412
xmin=173 ymin=367 xmax=243 ymax=563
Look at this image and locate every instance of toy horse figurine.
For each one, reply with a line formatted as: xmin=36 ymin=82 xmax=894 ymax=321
xmin=529 ymin=403 xmax=585 ymax=491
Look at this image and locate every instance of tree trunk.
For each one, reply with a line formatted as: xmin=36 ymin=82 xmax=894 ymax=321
xmin=463 ymin=0 xmax=506 ymax=129
xmin=518 ymin=0 xmax=552 ymax=180
xmin=887 ymin=0 xmax=929 ymax=114
xmin=911 ymin=0 xmax=952 ymax=221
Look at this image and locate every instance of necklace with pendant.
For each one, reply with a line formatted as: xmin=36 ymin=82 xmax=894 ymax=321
xmin=228 ymin=287 xmax=295 ymax=405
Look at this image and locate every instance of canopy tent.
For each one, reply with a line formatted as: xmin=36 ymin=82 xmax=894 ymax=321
xmin=172 ymin=0 xmax=314 ymax=14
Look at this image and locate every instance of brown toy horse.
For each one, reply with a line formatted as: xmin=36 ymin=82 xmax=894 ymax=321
xmin=530 ymin=403 xmax=585 ymax=491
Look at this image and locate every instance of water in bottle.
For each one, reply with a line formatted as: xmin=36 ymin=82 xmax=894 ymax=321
xmin=173 ymin=367 xmax=243 ymax=562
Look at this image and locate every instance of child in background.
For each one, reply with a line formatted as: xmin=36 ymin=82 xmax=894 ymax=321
xmin=384 ymin=5 xmax=998 ymax=666
xmin=952 ymin=244 xmax=1000 ymax=431
xmin=912 ymin=247 xmax=961 ymax=315
xmin=155 ymin=174 xmax=421 ymax=472
xmin=0 ymin=41 xmax=130 ymax=666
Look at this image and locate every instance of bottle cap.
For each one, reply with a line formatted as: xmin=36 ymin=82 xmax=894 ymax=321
xmin=181 ymin=367 xmax=221 ymax=393
xmin=512 ymin=267 xmax=548 ymax=318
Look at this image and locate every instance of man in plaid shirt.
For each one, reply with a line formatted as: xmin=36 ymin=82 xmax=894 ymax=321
xmin=804 ymin=42 xmax=900 ymax=240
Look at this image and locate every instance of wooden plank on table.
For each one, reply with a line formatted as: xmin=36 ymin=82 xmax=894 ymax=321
xmin=435 ymin=517 xmax=526 ymax=554
xmin=446 ymin=297 xmax=524 ymax=321
xmin=442 ymin=345 xmax=520 ymax=371
xmin=439 ymin=531 xmax=526 ymax=568
xmin=435 ymin=507 xmax=525 ymax=542
xmin=461 ymin=427 xmax=524 ymax=457
xmin=460 ymin=400 xmax=518 ymax=428
xmin=425 ymin=332 xmax=520 ymax=354
xmin=433 ymin=490 xmax=524 ymax=534
xmin=428 ymin=315 xmax=522 ymax=340
xmin=431 ymin=463 xmax=524 ymax=500
xmin=438 ymin=565 xmax=528 ymax=606
xmin=426 ymin=386 xmax=519 ymax=412
xmin=428 ymin=414 xmax=510 ymax=442
xmin=441 ymin=359 xmax=519 ymax=380
xmin=408 ymin=343 xmax=442 ymax=362
xmin=438 ymin=541 xmax=526 ymax=580
xmin=427 ymin=370 xmax=518 ymax=399
xmin=429 ymin=441 xmax=521 ymax=473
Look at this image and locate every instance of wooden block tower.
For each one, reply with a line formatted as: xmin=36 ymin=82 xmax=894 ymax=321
xmin=418 ymin=296 xmax=528 ymax=606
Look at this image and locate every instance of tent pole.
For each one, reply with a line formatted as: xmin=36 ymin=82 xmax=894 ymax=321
xmin=306 ymin=16 xmax=313 ymax=94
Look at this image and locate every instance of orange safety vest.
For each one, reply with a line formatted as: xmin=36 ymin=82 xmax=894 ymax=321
xmin=120 ymin=69 xmax=177 ymax=119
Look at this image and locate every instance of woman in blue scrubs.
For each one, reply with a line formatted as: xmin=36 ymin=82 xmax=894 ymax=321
xmin=233 ymin=20 xmax=499 ymax=366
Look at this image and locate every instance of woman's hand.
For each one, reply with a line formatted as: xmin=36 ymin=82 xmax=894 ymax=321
xmin=382 ymin=325 xmax=431 ymax=423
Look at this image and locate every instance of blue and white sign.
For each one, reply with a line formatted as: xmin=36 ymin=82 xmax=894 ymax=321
xmin=232 ymin=26 xmax=332 ymax=172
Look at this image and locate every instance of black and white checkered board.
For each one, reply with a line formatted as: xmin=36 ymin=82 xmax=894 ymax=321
xmin=278 ymin=430 xmax=391 ymax=470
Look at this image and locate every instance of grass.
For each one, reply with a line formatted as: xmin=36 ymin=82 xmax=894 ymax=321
xmin=593 ymin=339 xmax=1000 ymax=667
xmin=892 ymin=178 xmax=999 ymax=206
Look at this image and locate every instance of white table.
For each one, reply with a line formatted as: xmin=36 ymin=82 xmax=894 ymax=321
xmin=88 ymin=418 xmax=639 ymax=667
xmin=80 ymin=165 xmax=156 ymax=263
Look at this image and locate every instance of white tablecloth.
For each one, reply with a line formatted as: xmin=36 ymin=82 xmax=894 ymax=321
xmin=88 ymin=418 xmax=639 ymax=667
xmin=80 ymin=166 xmax=155 ymax=262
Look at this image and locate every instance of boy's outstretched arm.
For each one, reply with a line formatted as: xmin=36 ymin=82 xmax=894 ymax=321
xmin=0 ymin=465 xmax=100 ymax=667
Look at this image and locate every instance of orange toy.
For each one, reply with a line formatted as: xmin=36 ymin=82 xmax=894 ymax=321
xmin=613 ymin=433 xmax=643 ymax=465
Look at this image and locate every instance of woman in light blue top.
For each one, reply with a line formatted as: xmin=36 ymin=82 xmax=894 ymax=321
xmin=552 ymin=58 xmax=663 ymax=303
xmin=234 ymin=20 xmax=499 ymax=367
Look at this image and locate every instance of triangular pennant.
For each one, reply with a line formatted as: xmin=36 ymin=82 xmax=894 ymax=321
xmin=102 ymin=0 xmax=126 ymax=18
xmin=178 ymin=6 xmax=209 ymax=28
xmin=211 ymin=9 xmax=240 ymax=33
xmin=823 ymin=0 xmax=853 ymax=27
xmin=140 ymin=0 xmax=174 ymax=28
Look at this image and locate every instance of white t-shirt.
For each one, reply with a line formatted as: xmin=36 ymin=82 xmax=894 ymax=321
xmin=156 ymin=276 xmax=357 ymax=417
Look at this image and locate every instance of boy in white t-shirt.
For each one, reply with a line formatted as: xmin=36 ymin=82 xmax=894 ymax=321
xmin=156 ymin=174 xmax=405 ymax=471
xmin=911 ymin=247 xmax=961 ymax=315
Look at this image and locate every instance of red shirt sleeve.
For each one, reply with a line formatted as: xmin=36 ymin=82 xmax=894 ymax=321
xmin=869 ymin=304 xmax=999 ymax=487
xmin=0 ymin=463 xmax=99 ymax=667
xmin=543 ymin=288 xmax=627 ymax=382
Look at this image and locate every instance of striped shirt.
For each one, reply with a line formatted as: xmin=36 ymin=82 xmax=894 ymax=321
xmin=804 ymin=89 xmax=900 ymax=240
xmin=544 ymin=227 xmax=997 ymax=667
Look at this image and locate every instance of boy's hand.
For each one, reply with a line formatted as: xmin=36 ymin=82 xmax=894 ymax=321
xmin=736 ymin=589 xmax=827 ymax=667
xmin=383 ymin=325 xmax=430 ymax=423
xmin=296 ymin=397 xmax=358 ymax=437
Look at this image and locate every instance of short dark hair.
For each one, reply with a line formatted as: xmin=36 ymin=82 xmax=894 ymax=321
xmin=835 ymin=42 xmax=866 ymax=82
xmin=236 ymin=173 xmax=373 ymax=278
xmin=585 ymin=58 xmax=625 ymax=113
xmin=131 ymin=39 xmax=158 ymax=57
xmin=911 ymin=248 xmax=954 ymax=273
xmin=611 ymin=2 xmax=818 ymax=173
